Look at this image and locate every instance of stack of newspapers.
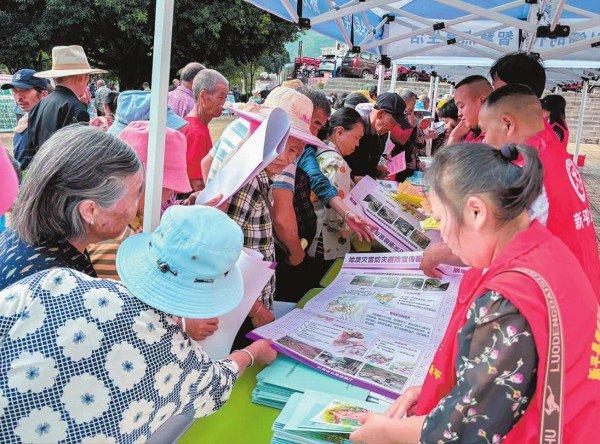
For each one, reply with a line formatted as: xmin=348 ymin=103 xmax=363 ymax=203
xmin=252 ymin=356 xmax=369 ymax=410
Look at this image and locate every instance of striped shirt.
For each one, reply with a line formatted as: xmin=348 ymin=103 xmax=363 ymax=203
xmin=272 ymin=162 xmax=297 ymax=194
xmin=207 ymin=118 xmax=250 ymax=182
xmin=88 ymin=218 xmax=141 ymax=280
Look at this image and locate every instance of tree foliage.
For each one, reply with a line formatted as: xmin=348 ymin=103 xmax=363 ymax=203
xmin=0 ymin=0 xmax=297 ymax=88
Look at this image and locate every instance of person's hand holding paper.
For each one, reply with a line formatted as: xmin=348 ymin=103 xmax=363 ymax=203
xmin=198 ymin=248 xmax=276 ymax=359
xmin=195 ymin=107 xmax=290 ymax=206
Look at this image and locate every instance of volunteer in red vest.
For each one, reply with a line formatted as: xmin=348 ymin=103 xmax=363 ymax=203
xmin=541 ymin=94 xmax=569 ymax=151
xmin=350 ymin=142 xmax=599 ymax=444
xmin=479 ymin=84 xmax=600 ymax=295
xmin=489 ymin=52 xmax=569 ymax=152
xmin=446 ymin=75 xmax=492 ymax=145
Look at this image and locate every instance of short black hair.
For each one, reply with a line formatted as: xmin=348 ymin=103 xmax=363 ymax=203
xmin=485 ymin=83 xmax=537 ymax=107
xmin=455 ymin=75 xmax=489 ymax=90
xmin=104 ymin=91 xmax=119 ymax=114
xmin=489 ymin=52 xmax=546 ymax=97
xmin=333 ymin=92 xmax=349 ymax=109
xmin=301 ymin=87 xmax=332 ymax=116
xmin=343 ymin=92 xmax=370 ymax=109
xmin=437 ymin=98 xmax=458 ymax=120
xmin=319 ymin=106 xmax=364 ymax=140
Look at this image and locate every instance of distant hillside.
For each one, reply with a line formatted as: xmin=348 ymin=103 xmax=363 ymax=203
xmin=284 ymin=31 xmax=336 ymax=60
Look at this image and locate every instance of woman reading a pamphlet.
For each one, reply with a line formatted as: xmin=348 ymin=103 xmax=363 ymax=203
xmin=350 ymin=143 xmax=599 ymax=444
xmin=308 ymin=107 xmax=365 ymax=261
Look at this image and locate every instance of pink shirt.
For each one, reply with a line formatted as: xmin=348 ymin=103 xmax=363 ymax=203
xmin=167 ymin=85 xmax=195 ymax=118
xmin=0 ymin=147 xmax=18 ymax=214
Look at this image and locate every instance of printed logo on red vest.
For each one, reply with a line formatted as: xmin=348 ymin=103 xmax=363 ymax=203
xmin=428 ymin=363 xmax=442 ymax=380
xmin=589 ymin=309 xmax=600 ymax=381
xmin=565 ymin=158 xmax=587 ymax=203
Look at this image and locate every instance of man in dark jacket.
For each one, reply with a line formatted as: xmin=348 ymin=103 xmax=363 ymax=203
xmin=345 ymin=92 xmax=412 ymax=179
xmin=1 ymin=69 xmax=50 ymax=167
xmin=24 ymin=45 xmax=107 ymax=169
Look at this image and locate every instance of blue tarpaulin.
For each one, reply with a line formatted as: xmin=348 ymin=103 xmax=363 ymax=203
xmin=245 ymin=0 xmax=600 ymax=81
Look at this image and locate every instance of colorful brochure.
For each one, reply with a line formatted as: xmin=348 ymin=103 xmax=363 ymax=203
xmin=249 ymin=252 xmax=463 ymax=399
xmin=344 ymin=176 xmax=441 ymax=252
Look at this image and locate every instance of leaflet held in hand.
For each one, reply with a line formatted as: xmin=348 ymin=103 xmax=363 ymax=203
xmin=344 ymin=176 xmax=440 ymax=252
xmin=196 ymin=107 xmax=290 ymax=206
xmin=199 ymin=248 xmax=275 ymax=359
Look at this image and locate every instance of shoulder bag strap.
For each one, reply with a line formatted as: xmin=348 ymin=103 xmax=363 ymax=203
xmin=500 ymin=268 xmax=564 ymax=444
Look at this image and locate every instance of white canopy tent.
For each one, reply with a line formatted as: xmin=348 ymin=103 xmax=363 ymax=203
xmin=143 ymin=0 xmax=600 ymax=231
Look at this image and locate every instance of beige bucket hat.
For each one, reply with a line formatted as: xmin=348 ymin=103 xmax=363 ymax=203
xmin=34 ymin=45 xmax=108 ymax=78
xmin=228 ymin=86 xmax=328 ymax=148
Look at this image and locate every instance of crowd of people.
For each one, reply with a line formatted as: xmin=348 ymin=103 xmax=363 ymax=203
xmin=0 ymin=43 xmax=598 ymax=443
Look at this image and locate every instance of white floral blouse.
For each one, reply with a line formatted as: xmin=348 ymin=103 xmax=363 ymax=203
xmin=308 ymin=141 xmax=355 ymax=261
xmin=421 ymin=291 xmax=537 ymax=443
xmin=0 ymin=268 xmax=239 ymax=443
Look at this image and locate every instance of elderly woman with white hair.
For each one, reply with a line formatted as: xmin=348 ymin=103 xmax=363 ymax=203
xmin=0 ymin=125 xmax=144 ymax=291
xmin=0 ymin=204 xmax=276 ymax=443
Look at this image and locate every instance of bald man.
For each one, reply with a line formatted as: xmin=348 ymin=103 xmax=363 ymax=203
xmin=480 ymin=83 xmax=600 ymax=296
xmin=447 ymin=75 xmax=493 ymax=145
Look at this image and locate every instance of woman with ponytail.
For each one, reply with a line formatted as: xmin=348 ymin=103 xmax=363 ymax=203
xmin=351 ymin=143 xmax=599 ymax=444
xmin=541 ymin=94 xmax=569 ymax=149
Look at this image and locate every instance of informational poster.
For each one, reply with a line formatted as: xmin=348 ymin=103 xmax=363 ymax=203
xmin=344 ymin=176 xmax=441 ymax=252
xmin=249 ymin=252 xmax=462 ymax=399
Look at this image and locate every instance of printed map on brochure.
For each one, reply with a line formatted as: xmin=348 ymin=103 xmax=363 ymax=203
xmin=344 ymin=176 xmax=441 ymax=252
xmin=248 ymin=252 xmax=464 ymax=399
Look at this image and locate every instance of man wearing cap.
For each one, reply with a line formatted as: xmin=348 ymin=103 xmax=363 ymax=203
xmin=345 ymin=92 xmax=412 ymax=179
xmin=1 ymin=69 xmax=50 ymax=167
xmin=24 ymin=45 xmax=107 ymax=169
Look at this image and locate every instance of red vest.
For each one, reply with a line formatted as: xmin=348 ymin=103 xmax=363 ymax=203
xmin=416 ymin=221 xmax=600 ymax=443
xmin=464 ymin=129 xmax=485 ymax=143
xmin=526 ymin=125 xmax=600 ymax=299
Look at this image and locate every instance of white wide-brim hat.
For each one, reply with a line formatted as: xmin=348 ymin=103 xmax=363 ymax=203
xmin=227 ymin=86 xmax=328 ymax=149
xmin=35 ymin=45 xmax=108 ymax=78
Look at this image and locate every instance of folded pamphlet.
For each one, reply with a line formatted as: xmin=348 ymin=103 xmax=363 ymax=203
xmin=197 ymin=107 xmax=290 ymax=206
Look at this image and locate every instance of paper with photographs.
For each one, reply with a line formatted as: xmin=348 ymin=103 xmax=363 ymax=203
xmin=248 ymin=252 xmax=461 ymax=399
xmin=196 ymin=107 xmax=290 ymax=205
xmin=343 ymin=176 xmax=441 ymax=252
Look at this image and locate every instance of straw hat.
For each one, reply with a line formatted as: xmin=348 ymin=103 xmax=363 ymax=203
xmin=35 ymin=45 xmax=107 ymax=78
xmin=228 ymin=86 xmax=328 ymax=148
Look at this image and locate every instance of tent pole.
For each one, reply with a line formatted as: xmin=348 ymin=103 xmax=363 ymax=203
xmin=573 ymin=79 xmax=589 ymax=166
xmin=376 ymin=64 xmax=385 ymax=95
xmin=426 ymin=76 xmax=440 ymax=157
xmin=389 ymin=61 xmax=398 ymax=92
xmin=427 ymin=76 xmax=435 ymax=112
xmin=144 ymin=0 xmax=175 ymax=232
